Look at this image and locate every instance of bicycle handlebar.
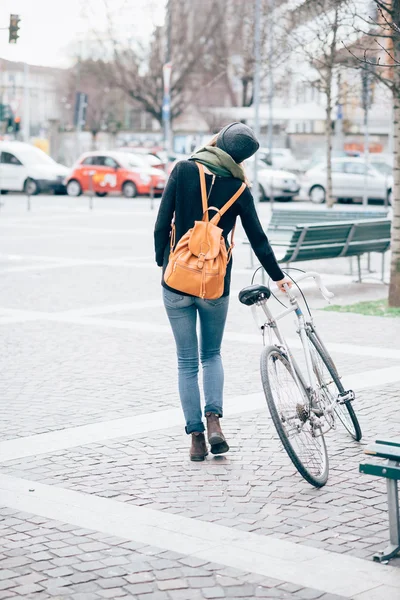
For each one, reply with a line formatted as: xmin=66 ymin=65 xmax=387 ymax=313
xmin=284 ymin=271 xmax=334 ymax=302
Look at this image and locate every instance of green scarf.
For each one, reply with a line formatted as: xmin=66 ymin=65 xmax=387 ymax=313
xmin=189 ymin=146 xmax=246 ymax=182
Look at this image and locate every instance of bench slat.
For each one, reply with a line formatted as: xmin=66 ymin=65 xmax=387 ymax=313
xmin=360 ymin=462 xmax=400 ymax=481
xmin=376 ymin=439 xmax=400 ymax=449
xmin=364 ymin=443 xmax=400 ymax=461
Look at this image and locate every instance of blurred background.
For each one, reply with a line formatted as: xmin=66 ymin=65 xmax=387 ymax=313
xmin=0 ymin=0 xmax=395 ymax=205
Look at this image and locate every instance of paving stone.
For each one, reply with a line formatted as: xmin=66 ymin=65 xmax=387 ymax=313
xmin=0 ymin=573 xmax=17 ymax=583
xmin=137 ymin=593 xmax=169 ymax=600
xmin=124 ymin=582 xmax=155 ymax=594
xmin=187 ymin=576 xmax=218 ymax=588
xmin=10 ymin=583 xmax=44 ymax=595
xmin=294 ymin=590 xmax=325 ymax=600
xmin=98 ymin=589 xmax=128 ymax=599
xmin=124 ymin=572 xmax=155 ymax=584
xmin=68 ymin=572 xmax=97 ymax=584
xmin=155 ymin=568 xmax=183 ymax=580
xmin=97 ymin=576 xmax=129 ymax=589
xmin=203 ymin=587 xmax=226 ymax=599
xmin=157 ymin=578 xmax=190 ymax=591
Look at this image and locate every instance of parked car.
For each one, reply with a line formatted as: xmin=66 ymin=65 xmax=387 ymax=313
xmin=0 ymin=141 xmax=69 ymax=195
xmin=301 ymin=157 xmax=392 ymax=204
xmin=65 ymin=151 xmax=167 ymax=198
xmin=246 ymin=159 xmax=300 ymax=201
xmin=259 ymin=147 xmax=301 ymax=172
xmin=113 ymin=148 xmax=165 ymax=170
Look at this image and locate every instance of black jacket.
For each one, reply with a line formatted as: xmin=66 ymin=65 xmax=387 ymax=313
xmin=154 ymin=160 xmax=284 ymax=296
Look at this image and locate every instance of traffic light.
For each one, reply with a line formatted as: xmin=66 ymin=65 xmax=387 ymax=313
xmin=14 ymin=117 xmax=21 ymax=133
xmin=9 ymin=14 xmax=20 ymax=44
xmin=0 ymin=104 xmax=12 ymax=122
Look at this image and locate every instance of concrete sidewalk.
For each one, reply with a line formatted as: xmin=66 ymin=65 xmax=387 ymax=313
xmin=0 ymin=195 xmax=399 ymax=599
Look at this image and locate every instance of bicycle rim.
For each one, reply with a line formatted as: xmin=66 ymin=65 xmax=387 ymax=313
xmin=261 ymin=345 xmax=329 ymax=488
xmin=308 ymin=331 xmax=362 ymax=442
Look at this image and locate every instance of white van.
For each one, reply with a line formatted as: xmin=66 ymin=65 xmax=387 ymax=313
xmin=0 ymin=141 xmax=70 ymax=195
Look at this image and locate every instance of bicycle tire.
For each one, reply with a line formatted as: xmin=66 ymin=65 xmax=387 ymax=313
xmin=260 ymin=345 xmax=329 ymax=488
xmin=307 ymin=331 xmax=362 ymax=442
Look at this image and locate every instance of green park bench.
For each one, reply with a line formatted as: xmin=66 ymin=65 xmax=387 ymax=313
xmin=269 ymin=219 xmax=391 ymax=282
xmin=360 ymin=439 xmax=400 ymax=563
xmin=267 ymin=208 xmax=389 ymax=234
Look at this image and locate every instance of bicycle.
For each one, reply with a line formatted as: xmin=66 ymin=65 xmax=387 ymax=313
xmin=239 ymin=270 xmax=362 ymax=488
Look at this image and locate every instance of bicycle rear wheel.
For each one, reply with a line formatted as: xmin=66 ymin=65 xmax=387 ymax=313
xmin=307 ymin=331 xmax=362 ymax=441
xmin=260 ymin=345 xmax=329 ymax=488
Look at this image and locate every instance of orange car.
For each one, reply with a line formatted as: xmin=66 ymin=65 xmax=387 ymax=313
xmin=65 ymin=151 xmax=167 ymax=198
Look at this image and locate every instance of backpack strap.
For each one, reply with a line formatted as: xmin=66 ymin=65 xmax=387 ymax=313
xmin=196 ymin=162 xmax=209 ymax=222
xmin=210 ymin=182 xmax=246 ymax=225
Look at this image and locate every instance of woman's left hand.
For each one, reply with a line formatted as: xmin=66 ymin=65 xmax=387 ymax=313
xmin=275 ymin=277 xmax=292 ymax=292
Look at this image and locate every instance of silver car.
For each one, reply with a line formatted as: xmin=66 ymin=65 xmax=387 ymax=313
xmin=301 ymin=157 xmax=392 ymax=204
xmin=246 ymin=160 xmax=300 ymax=202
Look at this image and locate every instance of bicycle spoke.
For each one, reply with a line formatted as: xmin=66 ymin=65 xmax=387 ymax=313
xmin=307 ymin=331 xmax=361 ymax=441
xmin=267 ymin=351 xmax=327 ymax=481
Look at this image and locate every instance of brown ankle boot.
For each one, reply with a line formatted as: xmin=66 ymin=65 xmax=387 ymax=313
xmin=190 ymin=433 xmax=208 ymax=461
xmin=206 ymin=413 xmax=229 ymax=455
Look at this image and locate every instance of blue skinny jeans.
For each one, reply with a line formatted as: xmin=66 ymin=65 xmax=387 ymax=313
xmin=163 ymin=288 xmax=229 ymax=434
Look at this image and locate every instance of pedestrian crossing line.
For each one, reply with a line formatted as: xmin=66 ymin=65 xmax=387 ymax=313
xmin=0 ymin=473 xmax=398 ymax=599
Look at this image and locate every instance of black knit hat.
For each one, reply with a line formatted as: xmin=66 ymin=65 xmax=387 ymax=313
xmin=216 ymin=122 xmax=260 ymax=163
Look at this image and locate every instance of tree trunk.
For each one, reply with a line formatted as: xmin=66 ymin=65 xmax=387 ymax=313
xmin=389 ymin=8 xmax=400 ymax=306
xmin=325 ymin=91 xmax=334 ymax=208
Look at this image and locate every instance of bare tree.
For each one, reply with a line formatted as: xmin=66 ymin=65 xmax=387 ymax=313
xmin=288 ymin=0 xmax=354 ymax=207
xmin=79 ymin=0 xmax=236 ymax=126
xmin=60 ymin=59 xmax=125 ymax=148
xmin=345 ymin=0 xmax=400 ymax=306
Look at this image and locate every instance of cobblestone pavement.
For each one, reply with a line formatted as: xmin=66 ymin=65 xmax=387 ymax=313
xmin=0 ymin=507 xmax=346 ymax=600
xmin=0 ymin=195 xmax=399 ymax=599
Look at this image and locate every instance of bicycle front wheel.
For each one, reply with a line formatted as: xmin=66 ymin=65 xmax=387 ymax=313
xmin=261 ymin=345 xmax=329 ymax=488
xmin=308 ymin=331 xmax=362 ymax=441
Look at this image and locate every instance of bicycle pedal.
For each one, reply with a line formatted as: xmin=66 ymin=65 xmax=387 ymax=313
xmin=338 ymin=389 xmax=355 ymax=404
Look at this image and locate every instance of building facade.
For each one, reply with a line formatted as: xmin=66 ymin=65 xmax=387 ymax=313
xmin=0 ymin=58 xmax=64 ymax=138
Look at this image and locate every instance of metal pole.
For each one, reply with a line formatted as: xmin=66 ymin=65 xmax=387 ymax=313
xmin=75 ymin=44 xmax=82 ymax=159
xmin=163 ymin=0 xmax=172 ymax=153
xmin=150 ymin=183 xmax=154 ymax=211
xmin=362 ymin=103 xmax=369 ymax=207
xmin=362 ymin=69 xmax=370 ymax=207
xmin=23 ymin=62 xmax=30 ymax=142
xmin=252 ymin=0 xmax=261 ymax=204
xmin=89 ymin=172 xmax=94 ymax=210
xmin=248 ymin=0 xmax=262 ymax=270
xmin=267 ymin=0 xmax=275 ymax=208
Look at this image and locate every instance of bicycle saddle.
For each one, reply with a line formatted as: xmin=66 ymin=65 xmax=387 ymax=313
xmin=238 ymin=284 xmax=271 ymax=306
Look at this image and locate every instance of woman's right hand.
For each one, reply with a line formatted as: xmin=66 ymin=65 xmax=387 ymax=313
xmin=275 ymin=277 xmax=292 ymax=293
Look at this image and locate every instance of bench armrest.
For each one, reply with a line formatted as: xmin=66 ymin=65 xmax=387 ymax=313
xmin=360 ymin=462 xmax=400 ymax=480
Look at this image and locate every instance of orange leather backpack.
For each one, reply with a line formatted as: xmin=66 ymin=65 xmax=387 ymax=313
xmin=164 ymin=162 xmax=246 ymax=300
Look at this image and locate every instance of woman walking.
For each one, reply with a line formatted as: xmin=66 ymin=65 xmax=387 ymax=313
xmin=154 ymin=123 xmax=291 ymax=461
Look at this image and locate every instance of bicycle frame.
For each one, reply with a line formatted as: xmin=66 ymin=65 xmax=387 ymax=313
xmin=251 ymin=272 xmax=338 ymax=431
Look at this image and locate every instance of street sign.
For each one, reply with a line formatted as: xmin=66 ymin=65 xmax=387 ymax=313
xmin=74 ymin=92 xmax=88 ymax=127
xmin=163 ymin=62 xmax=172 ymax=95
xmin=162 ymin=96 xmax=171 ymax=121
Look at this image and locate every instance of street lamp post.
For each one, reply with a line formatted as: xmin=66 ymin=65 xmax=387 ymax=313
xmin=361 ymin=68 xmax=372 ymax=207
xmin=252 ymin=0 xmax=261 ymax=203
xmin=163 ymin=0 xmax=172 ymax=153
xmin=267 ymin=0 xmax=275 ymax=208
